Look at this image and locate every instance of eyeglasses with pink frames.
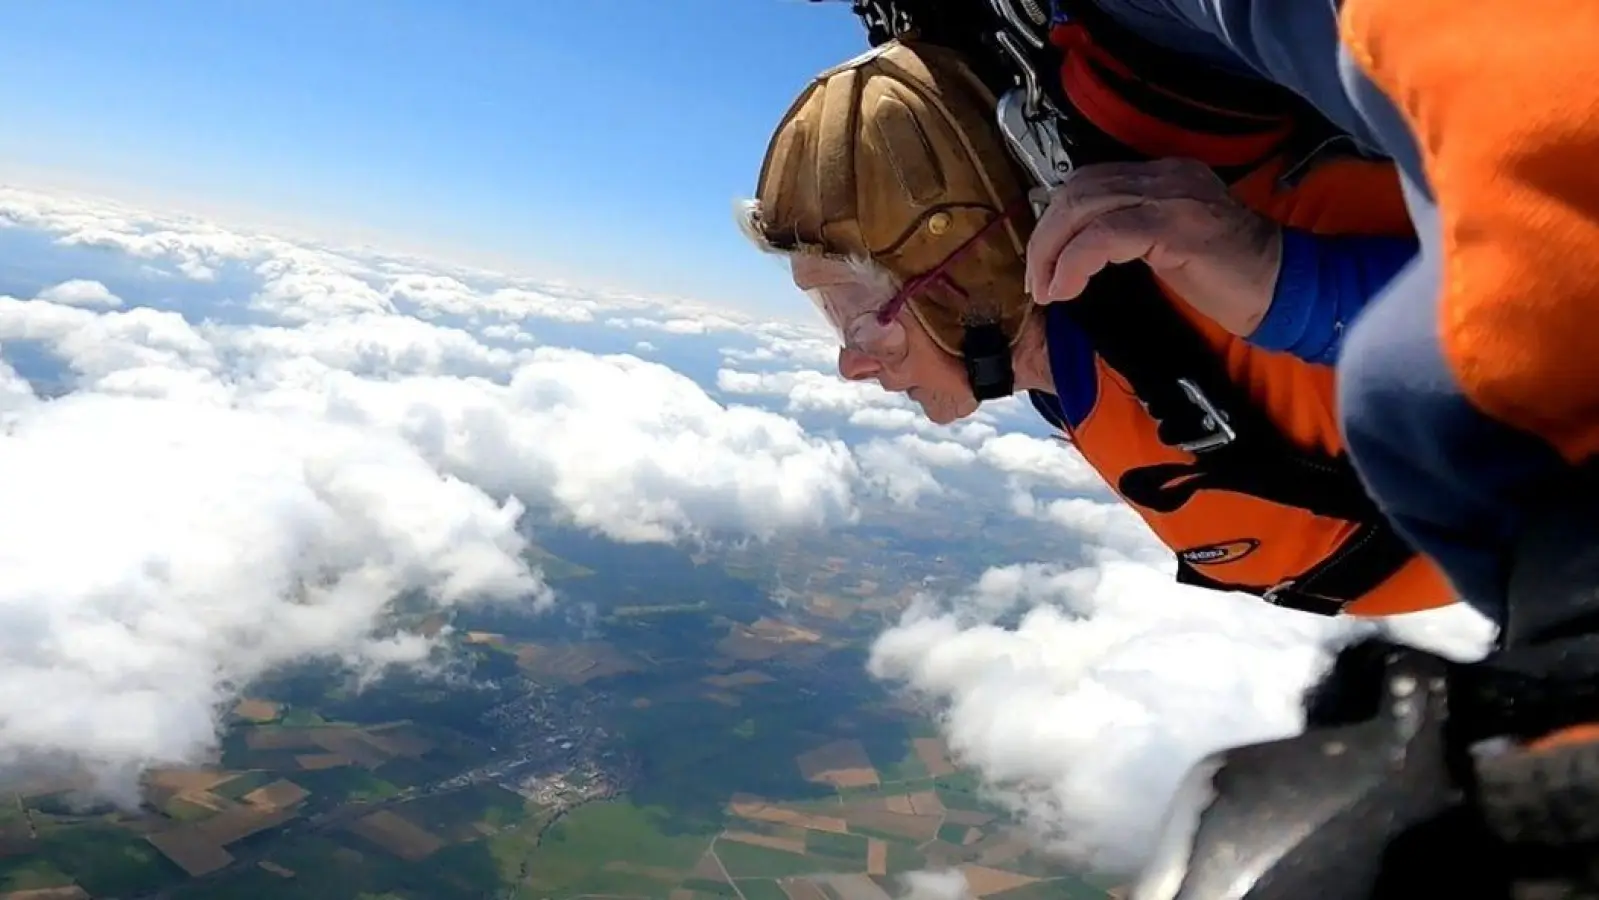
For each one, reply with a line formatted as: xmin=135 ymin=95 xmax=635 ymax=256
xmin=804 ymin=201 xmax=1028 ymax=361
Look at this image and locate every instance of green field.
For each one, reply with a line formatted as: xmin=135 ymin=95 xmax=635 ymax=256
xmin=834 ymin=781 xmax=887 ymax=802
xmin=884 ymin=839 xmax=926 ymax=874
xmin=804 ymin=829 xmax=868 ymax=865
xmin=393 ymin=783 xmax=539 ymax=842
xmin=937 ymin=821 xmax=972 ymax=845
xmin=874 ymin=743 xmax=932 ymax=783
xmin=716 ymin=840 xmax=834 ymax=879
xmin=520 ymin=799 xmax=716 ymax=897
xmin=30 ymin=823 xmax=186 ymax=896
xmin=618 ymin=697 xmax=839 ymax=832
xmin=936 ymin=771 xmax=995 ymax=813
xmin=610 ymin=601 xmax=713 ymax=619
xmin=0 ymin=856 xmax=74 ymax=893
xmin=681 ymin=877 xmax=743 ymax=898
xmin=163 ymin=795 xmax=218 ymax=822
xmin=991 ymin=877 xmax=1124 ymax=900
xmin=370 ymin=754 xmax=459 ymax=789
xmin=288 ymin=767 xmax=402 ymax=812
xmin=166 ymin=831 xmax=508 ymax=900
xmin=211 ymin=770 xmax=277 ymax=801
xmin=279 ymin=707 xmax=330 ymax=727
xmin=735 ymin=879 xmax=792 ymax=900
xmin=523 ymin=543 xmax=596 ymax=581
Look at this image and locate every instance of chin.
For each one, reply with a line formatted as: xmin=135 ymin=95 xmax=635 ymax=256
xmin=917 ymin=398 xmax=974 ymax=426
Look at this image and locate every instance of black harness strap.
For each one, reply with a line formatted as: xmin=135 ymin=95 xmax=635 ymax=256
xmin=1060 ymin=262 xmax=1419 ymax=615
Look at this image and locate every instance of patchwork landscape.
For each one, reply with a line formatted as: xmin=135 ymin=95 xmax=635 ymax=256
xmin=0 ymin=523 xmax=1118 ymax=900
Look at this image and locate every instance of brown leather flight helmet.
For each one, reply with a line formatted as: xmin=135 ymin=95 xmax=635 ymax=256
xmin=745 ymin=40 xmax=1037 ymax=369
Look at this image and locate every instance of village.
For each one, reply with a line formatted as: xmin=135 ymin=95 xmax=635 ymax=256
xmin=425 ymin=674 xmax=639 ymax=814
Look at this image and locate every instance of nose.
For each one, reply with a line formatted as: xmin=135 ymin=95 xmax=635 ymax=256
xmin=837 ymin=346 xmax=881 ymax=382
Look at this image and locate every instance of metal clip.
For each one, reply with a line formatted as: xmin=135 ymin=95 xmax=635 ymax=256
xmin=1175 ymin=378 xmax=1236 ymax=453
xmin=987 ymin=0 xmax=1046 ymax=50
xmin=998 ymin=87 xmax=1073 ymax=206
xmin=989 ymin=0 xmax=1071 ymax=211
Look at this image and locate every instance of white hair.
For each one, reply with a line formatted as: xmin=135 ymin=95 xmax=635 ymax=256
xmin=733 ymin=197 xmax=782 ymax=256
xmin=731 ymin=197 xmax=902 ymax=297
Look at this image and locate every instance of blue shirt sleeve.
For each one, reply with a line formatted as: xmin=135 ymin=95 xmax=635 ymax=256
xmin=1246 ymin=228 xmax=1418 ymax=365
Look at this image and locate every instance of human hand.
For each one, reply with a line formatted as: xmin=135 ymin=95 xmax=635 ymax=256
xmin=1024 ymin=158 xmax=1283 ymax=336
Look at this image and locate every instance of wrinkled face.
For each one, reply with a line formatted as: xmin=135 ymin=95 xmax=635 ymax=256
xmin=789 ymin=254 xmax=978 ymax=426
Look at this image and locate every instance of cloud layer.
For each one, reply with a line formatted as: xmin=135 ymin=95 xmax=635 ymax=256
xmin=869 ymin=561 xmax=1497 ymax=875
xmin=0 ymin=186 xmax=882 ymax=793
xmin=0 ymin=183 xmax=1499 ymax=870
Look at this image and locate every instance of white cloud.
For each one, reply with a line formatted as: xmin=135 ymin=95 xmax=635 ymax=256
xmin=0 ymin=185 xmax=867 ymax=796
xmin=1377 ymin=602 xmax=1500 ymax=663
xmin=480 ymin=322 xmax=536 ymax=344
xmin=1007 ymin=490 xmax=1169 ymax=567
xmin=607 ymin=312 xmax=749 ymax=335
xmin=717 ymin=367 xmax=891 ymax=416
xmin=869 ymin=554 xmax=1498 ymax=879
xmin=717 ymin=366 xmax=1007 ymax=447
xmin=0 ymin=186 xmax=670 ymax=331
xmin=716 ymin=366 xmax=1040 ymax=506
xmin=386 ymin=275 xmax=603 ymax=326
xmin=0 ymin=189 xmax=264 ymax=282
xmin=977 ymin=432 xmax=1104 ymax=493
xmin=36 ymin=279 xmax=123 ymax=308
xmin=250 ymin=249 xmax=394 ymax=321
xmin=0 ymin=389 xmax=543 ymax=801
xmin=895 ymin=869 xmax=971 ymax=900
xmin=721 ymin=332 xmax=837 ymax=369
xmin=869 ymin=562 xmax=1368 ymax=875
xmin=282 ymin=350 xmax=861 ymax=544
xmin=0 ymin=298 xmax=223 ymax=392
xmin=857 ymin=434 xmax=976 ymax=506
xmin=0 ymin=358 xmax=39 ymax=423
xmin=846 ymin=405 xmax=938 ymax=434
xmin=229 ymin=312 xmax=530 ymax=380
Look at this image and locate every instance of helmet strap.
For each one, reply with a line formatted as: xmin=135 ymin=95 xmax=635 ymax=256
xmin=962 ymin=322 xmax=1015 ymax=401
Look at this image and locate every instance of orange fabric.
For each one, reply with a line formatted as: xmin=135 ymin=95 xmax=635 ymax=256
xmin=1340 ymin=0 xmax=1599 ymax=464
xmin=1526 ymin=723 xmax=1599 ymax=754
xmin=1043 ymin=30 xmax=1458 ymax=614
xmin=1066 ymin=154 xmax=1454 ymax=615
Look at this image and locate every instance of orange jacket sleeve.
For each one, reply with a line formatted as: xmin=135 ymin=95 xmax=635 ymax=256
xmin=1339 ymin=0 xmax=1599 ymax=463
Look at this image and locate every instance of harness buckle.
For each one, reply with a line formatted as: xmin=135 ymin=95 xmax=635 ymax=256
xmin=1262 ymin=579 xmax=1297 ymax=605
xmin=1260 ymin=579 xmax=1347 ymax=616
xmin=1175 ymin=378 xmax=1236 ymax=453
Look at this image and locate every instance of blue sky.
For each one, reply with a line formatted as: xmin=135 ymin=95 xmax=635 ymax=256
xmin=0 ymin=0 xmax=869 ymax=318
